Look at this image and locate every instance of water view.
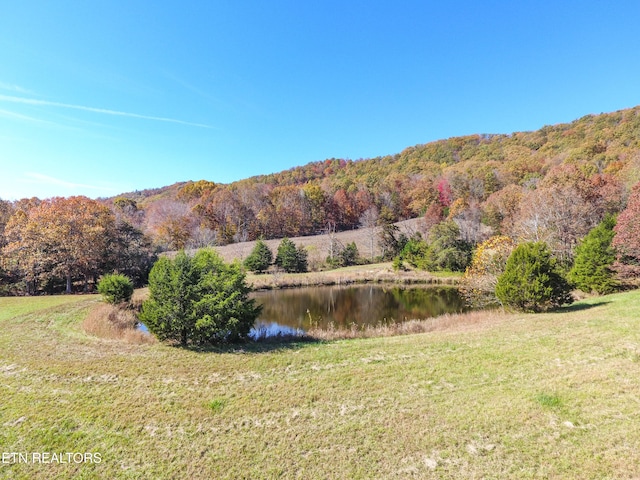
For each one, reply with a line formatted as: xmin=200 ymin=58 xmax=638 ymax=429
xmin=250 ymin=285 xmax=468 ymax=335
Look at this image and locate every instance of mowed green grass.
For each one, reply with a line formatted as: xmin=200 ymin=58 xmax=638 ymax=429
xmin=2 ymin=292 xmax=640 ymax=478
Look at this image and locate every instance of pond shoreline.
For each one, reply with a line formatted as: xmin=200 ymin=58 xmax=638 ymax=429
xmin=252 ymin=284 xmax=468 ymax=333
xmin=247 ymin=262 xmax=461 ymax=291
xmin=246 ymin=308 xmax=505 ymax=342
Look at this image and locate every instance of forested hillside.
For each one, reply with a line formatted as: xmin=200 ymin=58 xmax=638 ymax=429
xmin=114 ymin=105 xmax=640 ymax=251
xmin=2 ymin=105 xmax=640 ymax=293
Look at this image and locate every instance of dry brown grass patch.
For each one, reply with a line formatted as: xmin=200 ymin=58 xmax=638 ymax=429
xmin=247 ymin=263 xmax=459 ymax=290
xmin=131 ymin=287 xmax=149 ymax=309
xmin=83 ymin=302 xmax=155 ymax=344
xmin=306 ymin=308 xmax=509 ymax=341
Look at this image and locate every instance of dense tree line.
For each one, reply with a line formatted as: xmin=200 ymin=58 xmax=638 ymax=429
xmin=460 ymin=183 xmax=640 ymax=310
xmin=3 ymin=106 xmax=640 ymax=295
xmin=109 ymin=106 xmax=640 ymax=258
xmin=0 ymin=196 xmax=156 ymax=294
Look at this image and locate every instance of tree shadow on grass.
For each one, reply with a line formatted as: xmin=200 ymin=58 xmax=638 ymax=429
xmin=554 ymin=300 xmax=611 ymax=313
xmin=181 ymin=335 xmax=324 ymax=355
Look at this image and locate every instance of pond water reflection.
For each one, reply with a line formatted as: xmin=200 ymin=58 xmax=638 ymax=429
xmin=251 ymin=285 xmax=468 ymax=333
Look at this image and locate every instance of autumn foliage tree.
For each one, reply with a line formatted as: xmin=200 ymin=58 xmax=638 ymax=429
xmin=0 ymin=200 xmax=13 ymax=247
xmin=1 ymin=196 xmax=154 ymax=294
xmin=5 ymin=105 xmax=640 ymax=292
xmin=147 ymin=200 xmax=197 ymax=250
xmin=612 ymin=182 xmax=640 ymax=279
xmin=461 ymin=235 xmax=517 ymax=306
xmin=3 ymin=196 xmax=116 ymax=293
xmin=513 ymin=166 xmax=623 ymax=266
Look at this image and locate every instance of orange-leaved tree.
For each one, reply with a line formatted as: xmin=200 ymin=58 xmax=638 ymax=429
xmin=4 ymin=196 xmax=115 ymax=293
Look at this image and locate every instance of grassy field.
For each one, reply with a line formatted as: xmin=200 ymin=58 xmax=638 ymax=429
xmin=2 ymin=291 xmax=640 ymax=478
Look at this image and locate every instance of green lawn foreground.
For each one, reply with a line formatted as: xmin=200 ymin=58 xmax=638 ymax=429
xmin=1 ymin=291 xmax=640 ymax=479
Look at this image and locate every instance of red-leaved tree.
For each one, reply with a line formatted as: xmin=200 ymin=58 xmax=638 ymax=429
xmin=613 ymin=182 xmax=640 ymax=278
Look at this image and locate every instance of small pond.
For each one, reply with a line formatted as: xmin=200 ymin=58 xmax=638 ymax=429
xmin=250 ymin=285 xmax=468 ymax=337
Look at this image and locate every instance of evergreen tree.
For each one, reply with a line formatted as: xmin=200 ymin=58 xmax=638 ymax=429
xmin=495 ymin=242 xmax=572 ymax=312
xmin=424 ymin=221 xmax=472 ymax=272
xmin=139 ymin=251 xmax=197 ymax=346
xmin=378 ymin=223 xmax=406 ymax=260
xmin=275 ymin=238 xmax=308 ymax=273
xmin=140 ymin=249 xmax=260 ymax=346
xmin=243 ymin=239 xmax=273 ymax=273
xmin=339 ymin=242 xmax=359 ymax=267
xmin=295 ymin=245 xmax=308 ymax=272
xmin=568 ymin=215 xmax=618 ymax=294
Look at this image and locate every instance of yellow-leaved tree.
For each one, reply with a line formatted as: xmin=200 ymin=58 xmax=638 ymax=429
xmin=461 ymin=235 xmax=517 ymax=307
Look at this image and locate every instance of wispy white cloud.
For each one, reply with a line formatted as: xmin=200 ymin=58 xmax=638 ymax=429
xmin=0 ymin=94 xmax=214 ymax=129
xmin=24 ymin=172 xmax=118 ymax=193
xmin=0 ymin=108 xmax=67 ymax=127
xmin=0 ymin=82 xmax=32 ymax=94
xmin=164 ymin=71 xmax=223 ymax=105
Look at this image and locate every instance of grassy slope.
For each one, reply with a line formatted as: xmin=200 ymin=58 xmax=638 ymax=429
xmin=2 ymin=292 xmax=640 ymax=478
xmin=208 ymin=218 xmax=423 ymax=267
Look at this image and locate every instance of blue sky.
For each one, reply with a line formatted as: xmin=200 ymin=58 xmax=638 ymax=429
xmin=1 ymin=1 xmax=640 ymax=200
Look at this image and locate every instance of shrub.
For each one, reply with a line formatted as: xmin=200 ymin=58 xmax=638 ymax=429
xmin=392 ymin=256 xmax=406 ymax=271
xmin=568 ymin=215 xmax=618 ymax=294
xmin=495 ymin=242 xmax=572 ymax=312
xmin=243 ymin=239 xmax=273 ymax=273
xmin=400 ymin=235 xmax=430 ymax=269
xmin=97 ymin=273 xmax=134 ymax=304
xmin=139 ymin=249 xmax=261 ymax=346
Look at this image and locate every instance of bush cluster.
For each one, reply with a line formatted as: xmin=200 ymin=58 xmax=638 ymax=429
xmin=97 ymin=273 xmax=134 ymax=304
